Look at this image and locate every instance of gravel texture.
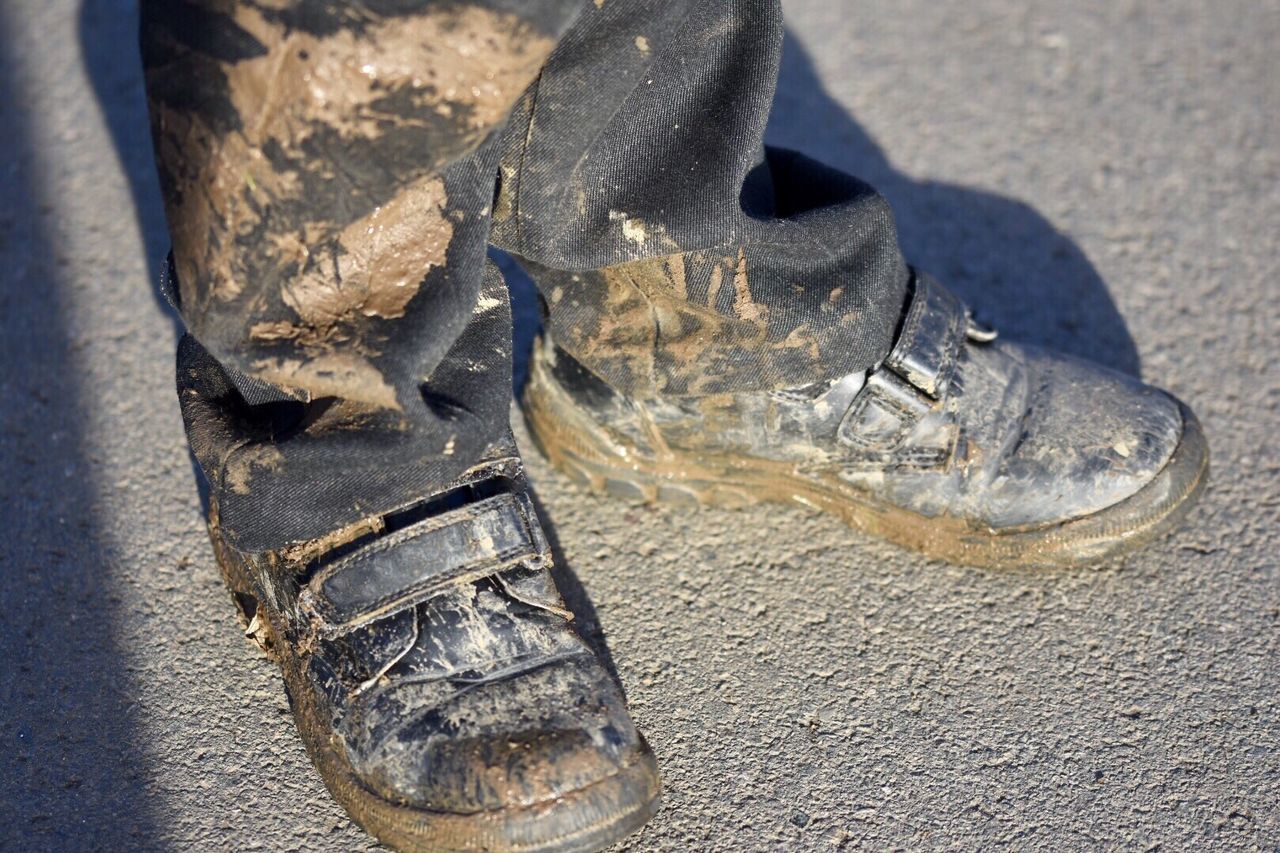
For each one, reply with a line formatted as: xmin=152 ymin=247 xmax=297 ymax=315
xmin=2 ymin=0 xmax=1277 ymax=849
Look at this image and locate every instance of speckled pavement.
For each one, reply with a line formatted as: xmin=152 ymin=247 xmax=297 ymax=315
xmin=2 ymin=0 xmax=1277 ymax=849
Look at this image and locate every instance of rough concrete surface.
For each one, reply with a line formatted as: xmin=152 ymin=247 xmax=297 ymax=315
xmin=2 ymin=0 xmax=1277 ymax=850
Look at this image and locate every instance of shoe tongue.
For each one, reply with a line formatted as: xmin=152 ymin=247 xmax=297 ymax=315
xmin=291 ymin=467 xmax=520 ymax=573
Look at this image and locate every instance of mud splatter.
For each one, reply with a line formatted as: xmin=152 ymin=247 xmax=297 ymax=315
xmin=622 ymin=218 xmax=647 ymax=244
xmin=250 ymin=175 xmax=452 ymax=348
xmin=706 ymin=263 xmax=726 ymax=312
xmin=225 ymin=444 xmax=285 ymax=496
xmin=609 ymin=210 xmax=679 ymax=252
xmin=145 ymin=3 xmax=554 ymax=409
xmin=224 ymin=5 xmax=556 ymax=140
xmin=533 ymin=250 xmax=779 ymax=397
xmin=277 ymin=514 xmax=386 ymax=567
xmin=667 ymin=254 xmax=688 ymax=301
xmin=251 ymin=353 xmax=401 ymax=411
xmin=731 ymin=248 xmax=764 ymax=322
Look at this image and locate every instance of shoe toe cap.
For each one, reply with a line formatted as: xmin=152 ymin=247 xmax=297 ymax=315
xmin=979 ymin=347 xmax=1186 ymax=529
xmin=349 ymin=653 xmax=648 ymax=815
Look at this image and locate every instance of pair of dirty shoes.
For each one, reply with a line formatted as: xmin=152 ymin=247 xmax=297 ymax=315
xmin=214 ymin=271 xmax=1206 ymax=852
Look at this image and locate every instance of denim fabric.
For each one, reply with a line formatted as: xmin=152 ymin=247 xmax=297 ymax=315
xmin=142 ymin=0 xmax=908 ymax=552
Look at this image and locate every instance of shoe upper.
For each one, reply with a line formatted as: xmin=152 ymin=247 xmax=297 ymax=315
xmin=543 ymin=271 xmax=1186 ymax=533
xmin=239 ymin=438 xmax=649 ymax=813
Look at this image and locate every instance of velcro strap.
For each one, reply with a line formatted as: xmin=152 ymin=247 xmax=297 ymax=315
xmin=300 ymin=491 xmax=545 ymax=635
xmin=883 ymin=272 xmax=965 ymax=399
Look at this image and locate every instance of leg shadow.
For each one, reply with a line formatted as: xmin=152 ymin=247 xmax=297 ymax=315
xmin=77 ymin=0 xmax=211 ymax=516
xmin=0 ymin=8 xmax=158 ymax=848
xmin=78 ymin=0 xmax=172 ymax=315
xmin=769 ymin=31 xmax=1141 ymax=376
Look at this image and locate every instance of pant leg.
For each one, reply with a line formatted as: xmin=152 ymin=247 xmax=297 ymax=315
xmin=491 ymin=0 xmax=909 ymax=398
xmin=145 ymin=0 xmax=910 ymax=553
xmin=141 ymin=0 xmax=583 ymax=553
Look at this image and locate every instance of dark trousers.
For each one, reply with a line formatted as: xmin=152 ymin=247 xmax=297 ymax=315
xmin=141 ymin=0 xmax=909 ymax=553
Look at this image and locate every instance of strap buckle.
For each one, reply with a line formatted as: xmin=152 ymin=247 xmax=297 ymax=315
xmin=835 ymin=272 xmax=965 ymax=467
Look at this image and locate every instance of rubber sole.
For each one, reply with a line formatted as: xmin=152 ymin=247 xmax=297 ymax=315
xmin=210 ymin=526 xmax=662 ymax=852
xmin=521 ymin=344 xmax=1209 ymax=569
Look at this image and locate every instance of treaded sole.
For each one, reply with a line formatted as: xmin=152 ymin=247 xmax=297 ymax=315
xmin=521 ymin=341 xmax=1209 ymax=569
xmin=210 ymin=526 xmax=662 ymax=853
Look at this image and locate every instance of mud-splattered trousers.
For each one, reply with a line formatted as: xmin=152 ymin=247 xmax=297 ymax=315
xmin=142 ymin=0 xmax=910 ymax=554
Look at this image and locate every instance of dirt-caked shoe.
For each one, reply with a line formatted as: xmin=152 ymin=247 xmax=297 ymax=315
xmin=522 ymin=270 xmax=1208 ymax=568
xmin=211 ymin=434 xmax=661 ymax=852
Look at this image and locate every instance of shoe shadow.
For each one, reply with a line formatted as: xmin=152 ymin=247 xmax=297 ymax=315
xmin=768 ymin=31 xmax=1142 ymax=377
xmin=522 ymin=487 xmax=624 ymax=687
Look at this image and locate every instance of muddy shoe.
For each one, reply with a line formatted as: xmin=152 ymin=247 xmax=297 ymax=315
xmin=211 ymin=433 xmax=660 ymax=852
xmin=522 ymin=270 xmax=1208 ymax=568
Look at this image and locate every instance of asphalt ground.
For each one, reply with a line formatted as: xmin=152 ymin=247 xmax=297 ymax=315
xmin=2 ymin=0 xmax=1277 ymax=849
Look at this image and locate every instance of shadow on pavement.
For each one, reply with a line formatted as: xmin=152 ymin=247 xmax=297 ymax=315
xmin=78 ymin=0 xmax=208 ymax=514
xmin=79 ymin=0 xmax=171 ymax=315
xmin=524 ymin=488 xmax=624 ymax=687
xmin=768 ymin=31 xmax=1141 ymax=377
xmin=0 ymin=7 xmax=159 ymax=848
